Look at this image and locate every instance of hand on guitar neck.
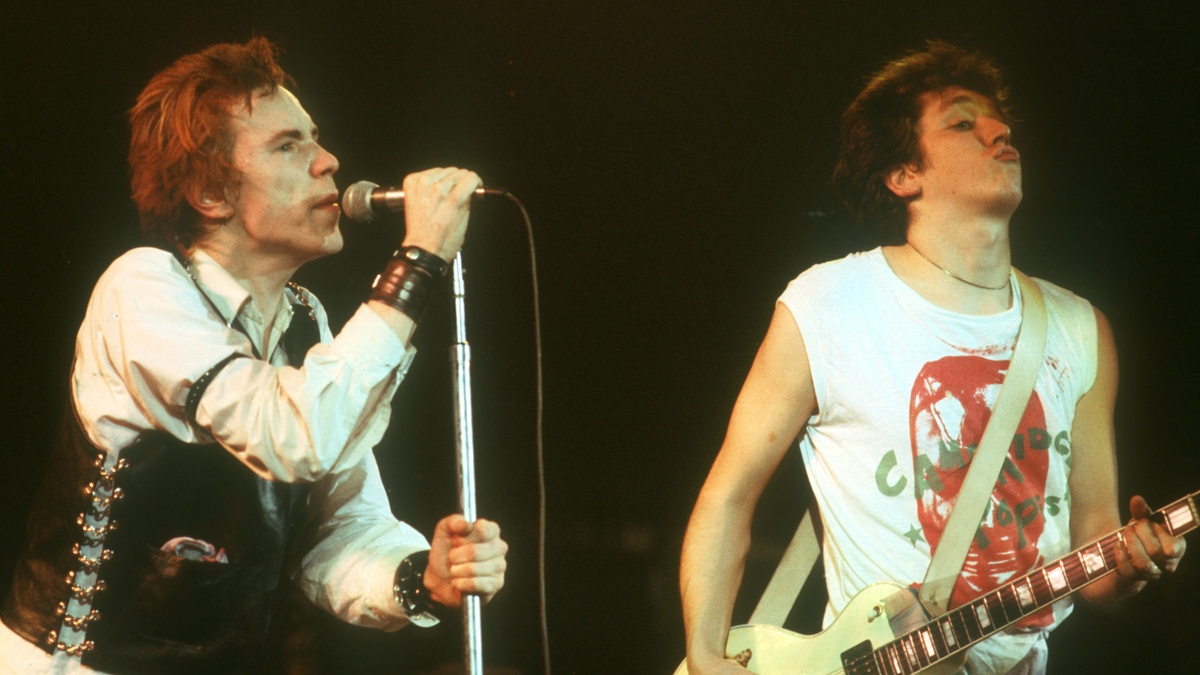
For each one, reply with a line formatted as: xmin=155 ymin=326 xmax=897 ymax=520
xmin=1109 ymin=495 xmax=1188 ymax=593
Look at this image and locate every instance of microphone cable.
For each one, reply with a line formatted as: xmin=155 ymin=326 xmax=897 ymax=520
xmin=481 ymin=191 xmax=550 ymax=675
xmin=503 ymin=192 xmax=550 ymax=675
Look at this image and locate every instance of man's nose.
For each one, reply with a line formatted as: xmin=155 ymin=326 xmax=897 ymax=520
xmin=313 ymin=145 xmax=339 ymax=177
xmin=985 ymin=118 xmax=1012 ymax=147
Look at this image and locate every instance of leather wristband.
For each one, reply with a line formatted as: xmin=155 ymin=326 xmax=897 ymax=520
xmin=370 ymin=256 xmax=436 ymax=321
xmin=394 ymin=550 xmax=436 ymax=618
xmin=396 ymin=246 xmax=450 ymax=278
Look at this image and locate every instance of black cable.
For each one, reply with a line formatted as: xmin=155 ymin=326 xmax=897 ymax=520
xmin=498 ymin=192 xmax=550 ymax=675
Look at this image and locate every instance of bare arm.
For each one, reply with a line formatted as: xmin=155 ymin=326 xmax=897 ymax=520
xmin=1070 ymin=308 xmax=1186 ymax=604
xmin=680 ymin=304 xmax=817 ymax=675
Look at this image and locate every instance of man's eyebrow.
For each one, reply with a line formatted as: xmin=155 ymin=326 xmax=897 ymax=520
xmin=265 ymin=126 xmax=319 ymax=145
xmin=943 ymin=94 xmax=996 ymax=116
xmin=265 ymin=129 xmax=303 ymax=145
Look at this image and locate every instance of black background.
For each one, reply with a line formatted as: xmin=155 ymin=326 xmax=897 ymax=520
xmin=2 ymin=1 xmax=1198 ymax=674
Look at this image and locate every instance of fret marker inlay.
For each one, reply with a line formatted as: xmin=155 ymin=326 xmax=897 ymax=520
xmin=1016 ymin=581 xmax=1035 ymax=609
xmin=974 ymin=604 xmax=991 ymax=629
xmin=1166 ymin=504 xmax=1195 ymax=532
xmin=941 ymin=620 xmax=956 ymax=648
xmin=1046 ymin=565 xmax=1068 ymax=592
xmin=920 ymin=630 xmax=936 ymax=658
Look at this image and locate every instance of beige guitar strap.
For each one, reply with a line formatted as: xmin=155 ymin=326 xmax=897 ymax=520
xmin=748 ymin=507 xmax=821 ymax=626
xmin=919 ymin=271 xmax=1046 ymax=616
xmin=750 ymin=270 xmax=1047 ymax=627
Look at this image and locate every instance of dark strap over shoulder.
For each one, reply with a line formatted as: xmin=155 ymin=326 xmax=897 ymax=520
xmin=185 ymin=353 xmax=246 ymax=427
xmin=181 ymin=280 xmax=320 ymax=427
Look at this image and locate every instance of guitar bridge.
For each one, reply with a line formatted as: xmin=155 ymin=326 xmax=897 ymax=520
xmin=841 ymin=639 xmax=879 ymax=675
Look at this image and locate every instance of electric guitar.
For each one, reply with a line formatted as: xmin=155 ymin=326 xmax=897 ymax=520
xmin=676 ymin=490 xmax=1197 ymax=675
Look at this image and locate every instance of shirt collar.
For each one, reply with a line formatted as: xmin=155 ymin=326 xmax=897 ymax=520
xmin=185 ymin=249 xmax=252 ymax=326
xmin=184 ymin=249 xmax=296 ymax=358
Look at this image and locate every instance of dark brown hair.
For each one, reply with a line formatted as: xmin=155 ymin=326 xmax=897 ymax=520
xmin=832 ymin=41 xmax=1011 ymax=245
xmin=128 ymin=37 xmax=293 ymax=245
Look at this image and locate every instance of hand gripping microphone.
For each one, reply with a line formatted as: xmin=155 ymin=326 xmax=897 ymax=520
xmin=341 ymin=180 xmax=508 ymax=224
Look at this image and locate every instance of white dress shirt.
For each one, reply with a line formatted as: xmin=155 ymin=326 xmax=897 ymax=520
xmin=0 ymin=246 xmax=434 ymax=674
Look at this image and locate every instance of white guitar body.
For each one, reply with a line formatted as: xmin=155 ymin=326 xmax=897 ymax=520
xmin=675 ymin=491 xmax=1198 ymax=675
xmin=675 ymin=582 xmax=966 ymax=675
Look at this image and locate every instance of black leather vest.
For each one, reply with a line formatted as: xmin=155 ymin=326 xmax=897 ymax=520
xmin=2 ymin=285 xmax=321 ymax=674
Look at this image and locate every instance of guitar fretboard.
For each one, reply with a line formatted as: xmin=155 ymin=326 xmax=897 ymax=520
xmin=859 ymin=492 xmax=1198 ymax=675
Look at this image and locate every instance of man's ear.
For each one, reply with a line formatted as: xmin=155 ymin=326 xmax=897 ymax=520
xmin=885 ymin=163 xmax=922 ymax=199
xmin=186 ymin=184 xmax=234 ymax=221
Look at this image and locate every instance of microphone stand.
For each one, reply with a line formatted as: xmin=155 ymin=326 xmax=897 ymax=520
xmin=449 ymin=253 xmax=484 ymax=675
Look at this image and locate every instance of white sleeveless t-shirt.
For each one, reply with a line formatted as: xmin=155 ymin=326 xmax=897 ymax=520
xmin=778 ymin=248 xmax=1097 ymax=643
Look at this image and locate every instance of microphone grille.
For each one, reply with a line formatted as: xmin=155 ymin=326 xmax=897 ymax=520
xmin=341 ymin=180 xmax=379 ymax=223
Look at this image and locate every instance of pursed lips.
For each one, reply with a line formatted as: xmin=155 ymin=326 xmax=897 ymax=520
xmin=994 ymin=146 xmax=1020 ymax=162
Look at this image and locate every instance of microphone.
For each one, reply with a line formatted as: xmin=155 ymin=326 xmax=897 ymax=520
xmin=341 ymin=180 xmax=507 ymax=223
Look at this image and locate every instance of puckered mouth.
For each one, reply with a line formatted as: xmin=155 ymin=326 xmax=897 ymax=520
xmin=994 ymin=146 xmax=1020 ymax=162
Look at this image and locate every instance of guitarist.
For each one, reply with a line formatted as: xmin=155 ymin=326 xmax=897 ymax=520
xmin=680 ymin=41 xmax=1186 ymax=675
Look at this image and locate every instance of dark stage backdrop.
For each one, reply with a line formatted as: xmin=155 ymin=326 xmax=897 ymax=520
xmin=2 ymin=2 xmax=1198 ymax=674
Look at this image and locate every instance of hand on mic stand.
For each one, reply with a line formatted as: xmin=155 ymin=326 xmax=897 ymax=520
xmin=424 ymin=514 xmax=508 ymax=607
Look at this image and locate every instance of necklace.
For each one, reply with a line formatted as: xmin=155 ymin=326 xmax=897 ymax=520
xmin=906 ymin=243 xmax=1010 ymax=291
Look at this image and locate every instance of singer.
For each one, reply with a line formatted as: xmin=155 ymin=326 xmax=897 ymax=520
xmin=0 ymin=37 xmax=507 ymax=674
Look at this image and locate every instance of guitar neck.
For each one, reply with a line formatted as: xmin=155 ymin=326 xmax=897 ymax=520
xmin=854 ymin=491 xmax=1199 ymax=675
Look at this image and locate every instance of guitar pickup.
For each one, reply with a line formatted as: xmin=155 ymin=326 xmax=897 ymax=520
xmin=841 ymin=639 xmax=879 ymax=675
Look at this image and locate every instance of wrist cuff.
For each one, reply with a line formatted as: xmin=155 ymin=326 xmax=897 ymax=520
xmin=394 ymin=550 xmax=438 ymax=623
xmin=371 ymin=255 xmax=438 ymax=321
xmin=397 ymin=246 xmax=450 ymax=278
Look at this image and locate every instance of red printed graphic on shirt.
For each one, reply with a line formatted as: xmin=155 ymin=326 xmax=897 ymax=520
xmin=910 ymin=355 xmax=1053 ymax=628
